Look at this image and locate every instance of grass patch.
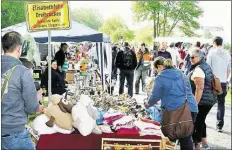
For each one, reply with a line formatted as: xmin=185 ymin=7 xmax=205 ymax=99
xmin=225 ymin=88 xmax=231 ymax=104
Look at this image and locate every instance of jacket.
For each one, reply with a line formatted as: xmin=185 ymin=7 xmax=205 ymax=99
xmin=1 ymin=56 xmax=39 ymax=135
xmin=189 ymin=59 xmax=217 ymax=106
xmin=206 ymin=48 xmax=231 ymax=83
xmin=136 ymin=48 xmax=151 ymax=68
xmin=41 ymin=67 xmax=66 ymax=95
xmin=115 ymin=47 xmax=137 ymax=70
xmin=55 ymin=49 xmax=65 ymax=67
xmin=148 ymin=68 xmax=198 ymax=113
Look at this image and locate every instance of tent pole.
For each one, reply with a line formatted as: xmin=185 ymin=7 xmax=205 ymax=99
xmin=100 ymin=42 xmax=104 ymax=91
xmin=48 ymin=30 xmax=52 ymax=102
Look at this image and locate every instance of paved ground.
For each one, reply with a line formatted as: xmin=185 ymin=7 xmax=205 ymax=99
xmin=113 ymin=81 xmax=231 ymax=149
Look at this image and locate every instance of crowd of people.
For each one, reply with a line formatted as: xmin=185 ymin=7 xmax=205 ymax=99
xmin=1 ymin=30 xmax=231 ymax=150
xmin=111 ymin=36 xmax=231 ymax=149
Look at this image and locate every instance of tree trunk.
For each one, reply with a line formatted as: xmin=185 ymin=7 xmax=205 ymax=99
xmin=168 ymin=19 xmax=180 ymax=36
xmin=157 ymin=12 xmax=160 ymax=37
xmin=163 ymin=12 xmax=167 ymax=36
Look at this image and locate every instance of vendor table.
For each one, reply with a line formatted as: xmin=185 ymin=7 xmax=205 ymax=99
xmin=36 ymin=133 xmax=175 ymax=149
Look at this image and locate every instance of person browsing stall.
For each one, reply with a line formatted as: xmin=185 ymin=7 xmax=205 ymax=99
xmin=144 ymin=57 xmax=198 ymax=150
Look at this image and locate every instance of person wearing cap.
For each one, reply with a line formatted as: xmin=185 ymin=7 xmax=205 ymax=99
xmin=135 ymin=43 xmax=151 ymax=94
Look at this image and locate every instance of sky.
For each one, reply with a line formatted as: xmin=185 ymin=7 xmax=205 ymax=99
xmin=70 ymin=1 xmax=231 ymax=43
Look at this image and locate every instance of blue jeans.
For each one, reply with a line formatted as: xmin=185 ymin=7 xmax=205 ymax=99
xmin=1 ymin=129 xmax=35 ymax=150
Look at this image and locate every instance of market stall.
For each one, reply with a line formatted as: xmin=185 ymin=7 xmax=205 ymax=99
xmin=1 ymin=20 xmax=112 ymax=90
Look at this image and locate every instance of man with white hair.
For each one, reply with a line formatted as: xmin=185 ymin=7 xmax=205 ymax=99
xmin=158 ymin=41 xmax=172 ymax=59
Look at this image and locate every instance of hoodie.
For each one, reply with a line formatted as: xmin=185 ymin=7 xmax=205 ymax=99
xmin=1 ymin=56 xmax=39 ymax=135
xmin=206 ymin=48 xmax=231 ymax=83
xmin=148 ymin=68 xmax=198 ymax=112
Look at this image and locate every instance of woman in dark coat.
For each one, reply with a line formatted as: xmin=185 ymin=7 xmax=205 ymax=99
xmin=41 ymin=60 xmax=67 ymax=95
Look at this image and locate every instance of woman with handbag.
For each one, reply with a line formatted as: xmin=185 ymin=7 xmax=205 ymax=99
xmin=144 ymin=57 xmax=198 ymax=150
xmin=188 ymin=49 xmax=217 ymax=149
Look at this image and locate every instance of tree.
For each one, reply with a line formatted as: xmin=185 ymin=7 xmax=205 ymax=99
xmin=100 ymin=16 xmax=134 ymax=43
xmin=134 ymin=24 xmax=153 ymax=46
xmin=1 ymin=1 xmax=26 ymax=28
xmin=131 ymin=1 xmax=203 ymax=38
xmin=71 ymin=8 xmax=103 ymax=30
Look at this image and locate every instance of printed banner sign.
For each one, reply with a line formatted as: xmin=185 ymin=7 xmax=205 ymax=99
xmin=26 ymin=1 xmax=70 ymax=31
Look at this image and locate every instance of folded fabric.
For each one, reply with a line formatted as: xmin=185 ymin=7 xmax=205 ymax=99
xmin=32 ymin=114 xmax=73 ymax=135
xmin=103 ymin=113 xmax=125 ymax=125
xmin=91 ymin=126 xmax=102 ymax=134
xmin=140 ymin=118 xmax=160 ymax=126
xmin=116 ymin=127 xmax=140 ymax=135
xmin=134 ymin=120 xmax=160 ymax=131
xmin=112 ymin=116 xmax=134 ymax=127
xmin=98 ymin=125 xmax=113 ymax=133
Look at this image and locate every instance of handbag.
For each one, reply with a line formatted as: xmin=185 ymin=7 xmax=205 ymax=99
xmin=161 ymin=74 xmax=194 ymax=140
xmin=212 ymin=75 xmax=223 ymax=95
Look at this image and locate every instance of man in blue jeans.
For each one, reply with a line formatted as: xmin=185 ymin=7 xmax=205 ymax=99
xmin=206 ymin=36 xmax=231 ymax=132
xmin=1 ymin=31 xmax=44 ymax=149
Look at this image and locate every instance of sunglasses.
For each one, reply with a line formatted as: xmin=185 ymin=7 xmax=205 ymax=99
xmin=190 ymin=56 xmax=196 ymax=59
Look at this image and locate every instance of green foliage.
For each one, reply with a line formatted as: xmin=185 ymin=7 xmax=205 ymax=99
xmin=134 ymin=24 xmax=153 ymax=46
xmin=71 ymin=8 xmax=103 ymax=30
xmin=100 ymin=16 xmax=134 ymax=43
xmin=224 ymin=43 xmax=231 ymax=50
xmin=132 ymin=1 xmax=203 ymax=37
xmin=1 ymin=1 xmax=26 ymax=28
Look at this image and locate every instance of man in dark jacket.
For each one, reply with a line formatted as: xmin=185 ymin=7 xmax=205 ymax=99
xmin=115 ymin=42 xmax=137 ymax=97
xmin=1 ymin=31 xmax=44 ymax=149
xmin=54 ymin=43 xmax=68 ymax=79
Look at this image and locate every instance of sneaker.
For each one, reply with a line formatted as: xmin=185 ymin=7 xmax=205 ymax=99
xmin=216 ymin=128 xmax=223 ymax=132
xmin=202 ymin=144 xmax=211 ymax=149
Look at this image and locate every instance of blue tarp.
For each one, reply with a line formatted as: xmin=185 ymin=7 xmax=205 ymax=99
xmin=1 ymin=20 xmax=111 ymax=43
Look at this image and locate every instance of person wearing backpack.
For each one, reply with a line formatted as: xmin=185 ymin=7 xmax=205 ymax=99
xmin=115 ymin=42 xmax=137 ymax=97
xmin=1 ymin=31 xmax=44 ymax=149
xmin=135 ymin=43 xmax=151 ymax=94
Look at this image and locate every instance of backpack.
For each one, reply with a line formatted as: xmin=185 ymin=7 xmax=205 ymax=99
xmin=123 ymin=49 xmax=133 ymax=67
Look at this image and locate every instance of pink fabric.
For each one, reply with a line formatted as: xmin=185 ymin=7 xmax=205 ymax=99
xmin=140 ymin=119 xmax=160 ymax=126
xmin=103 ymin=114 xmax=124 ymax=125
xmin=116 ymin=127 xmax=140 ymax=135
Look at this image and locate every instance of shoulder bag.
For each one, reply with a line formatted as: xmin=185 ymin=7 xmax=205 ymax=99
xmin=161 ymin=74 xmax=194 ymax=140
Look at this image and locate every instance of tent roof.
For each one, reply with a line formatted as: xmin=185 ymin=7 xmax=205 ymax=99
xmin=1 ymin=20 xmax=111 ymax=43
